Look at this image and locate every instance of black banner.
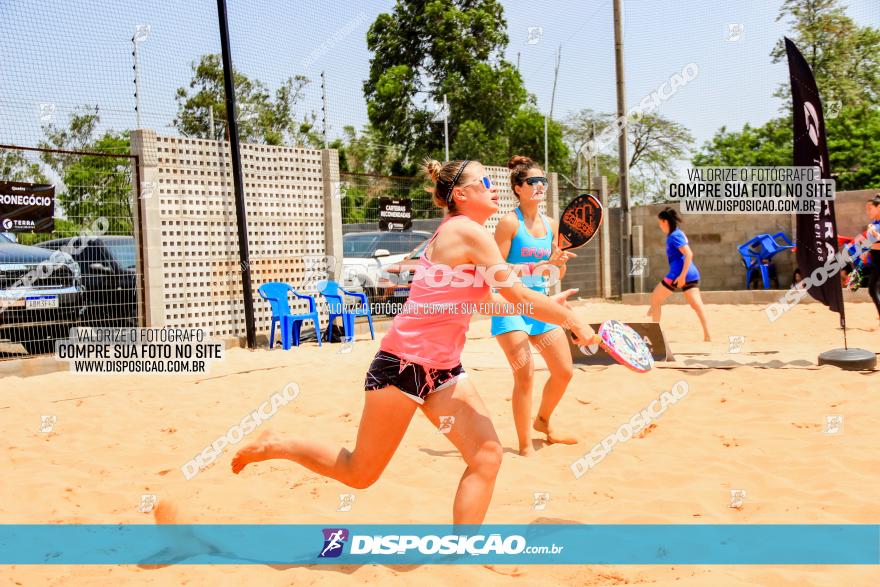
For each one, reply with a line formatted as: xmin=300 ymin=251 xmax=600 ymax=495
xmin=378 ymin=197 xmax=412 ymax=231
xmin=785 ymin=37 xmax=845 ymax=325
xmin=0 ymin=182 xmax=55 ymax=233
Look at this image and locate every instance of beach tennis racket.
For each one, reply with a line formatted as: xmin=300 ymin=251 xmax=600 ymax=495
xmin=571 ymin=320 xmax=654 ymax=373
xmin=557 ymin=193 xmax=603 ymax=251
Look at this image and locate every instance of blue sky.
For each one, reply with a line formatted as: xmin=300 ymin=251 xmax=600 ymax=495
xmin=0 ymin=0 xmax=877 ymax=157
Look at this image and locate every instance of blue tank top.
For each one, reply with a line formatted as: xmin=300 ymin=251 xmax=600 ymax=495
xmin=506 ymin=208 xmax=553 ymax=291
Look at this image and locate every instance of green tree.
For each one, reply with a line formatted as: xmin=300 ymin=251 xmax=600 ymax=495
xmin=694 ymin=106 xmax=880 ymax=190
xmin=174 ymin=54 xmax=320 ymax=147
xmin=770 ymin=0 xmax=880 ymax=108
xmin=695 ymin=1 xmax=880 ymax=191
xmin=506 ymin=107 xmax=569 ymax=171
xmin=0 ymin=149 xmax=48 ymax=183
xmin=366 ymin=0 xmax=558 ymax=168
xmin=331 ymin=125 xmax=401 ymax=175
xmin=39 ymin=107 xmax=133 ymax=233
xmin=565 ymin=109 xmax=693 ymax=203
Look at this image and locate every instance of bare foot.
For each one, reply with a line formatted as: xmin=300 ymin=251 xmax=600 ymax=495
xmin=231 ymin=430 xmax=278 ymax=474
xmin=518 ymin=444 xmax=534 ymax=457
xmin=704 ymin=335 xmax=712 ymax=342
xmin=533 ymin=416 xmax=578 ymax=445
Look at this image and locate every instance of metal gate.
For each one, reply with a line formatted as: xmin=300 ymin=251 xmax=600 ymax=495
xmin=0 ymin=144 xmax=144 ymax=357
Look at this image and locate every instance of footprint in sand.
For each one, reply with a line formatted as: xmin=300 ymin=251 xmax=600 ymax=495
xmin=635 ymin=423 xmax=657 ymax=439
xmin=483 ymin=564 xmax=524 ymax=577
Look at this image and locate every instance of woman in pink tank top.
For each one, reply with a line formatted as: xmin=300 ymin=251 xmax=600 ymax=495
xmin=232 ymin=159 xmax=596 ymax=525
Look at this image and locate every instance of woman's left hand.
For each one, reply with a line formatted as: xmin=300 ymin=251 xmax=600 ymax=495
xmin=549 ymin=288 xmax=579 ymax=308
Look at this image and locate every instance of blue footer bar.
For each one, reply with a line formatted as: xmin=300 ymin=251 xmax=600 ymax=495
xmin=0 ymin=525 xmax=877 ymax=565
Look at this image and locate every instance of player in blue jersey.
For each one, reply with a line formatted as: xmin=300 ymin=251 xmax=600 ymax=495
xmin=648 ymin=207 xmax=711 ymax=342
xmin=492 ymin=155 xmax=577 ymax=456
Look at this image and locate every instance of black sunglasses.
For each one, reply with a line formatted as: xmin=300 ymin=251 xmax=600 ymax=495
xmin=523 ymin=177 xmax=548 ymax=186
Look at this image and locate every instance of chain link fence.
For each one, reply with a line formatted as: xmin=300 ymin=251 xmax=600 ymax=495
xmin=0 ymin=145 xmax=141 ymax=357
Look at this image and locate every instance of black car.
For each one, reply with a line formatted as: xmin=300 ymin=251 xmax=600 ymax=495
xmin=0 ymin=233 xmax=84 ymax=354
xmin=38 ymin=235 xmax=138 ymax=328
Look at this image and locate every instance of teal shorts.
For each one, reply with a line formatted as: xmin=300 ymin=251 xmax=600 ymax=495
xmin=490 ymin=285 xmax=558 ymax=337
xmin=491 ymin=314 xmax=559 ymax=337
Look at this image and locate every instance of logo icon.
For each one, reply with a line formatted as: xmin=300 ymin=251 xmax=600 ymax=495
xmin=803 ymin=101 xmax=821 ymax=146
xmin=40 ymin=415 xmax=57 ymax=433
xmin=532 ymin=491 xmax=550 ymax=511
xmin=725 ymin=23 xmax=744 ymax=42
xmin=319 ymin=528 xmax=349 ymax=558
xmin=825 ymin=100 xmax=842 ymax=119
xmin=140 ymin=181 xmax=156 ymax=200
xmin=139 ymin=494 xmax=158 ymax=513
xmin=526 ymin=27 xmax=543 ymax=45
xmin=729 ymin=489 xmax=746 ymax=509
xmin=338 ymin=338 xmax=354 ymax=354
xmin=2 ymin=218 xmax=13 ymax=230
xmin=629 ymin=257 xmax=648 ymax=277
xmin=38 ymin=102 xmax=56 ymax=123
xmin=437 ymin=415 xmax=455 ymax=434
xmin=728 ymin=335 xmax=745 ymax=354
xmin=337 ymin=493 xmax=355 ymax=512
xmin=824 ymin=415 xmax=843 ymax=435
xmin=133 ymin=24 xmax=151 ymax=44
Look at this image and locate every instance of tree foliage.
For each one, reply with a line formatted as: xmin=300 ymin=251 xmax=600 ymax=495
xmin=0 ymin=149 xmax=48 ymax=183
xmin=364 ymin=0 xmax=567 ymax=169
xmin=695 ymin=0 xmax=880 ymax=190
xmin=770 ymin=0 xmax=880 ymax=108
xmin=39 ymin=107 xmax=133 ymax=233
xmin=564 ymin=109 xmax=694 ymax=203
xmin=174 ymin=54 xmax=320 ymax=147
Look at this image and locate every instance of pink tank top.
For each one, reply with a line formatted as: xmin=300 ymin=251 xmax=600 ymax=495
xmin=380 ymin=216 xmax=490 ymax=369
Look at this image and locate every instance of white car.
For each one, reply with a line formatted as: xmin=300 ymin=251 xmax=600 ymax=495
xmin=342 ymin=230 xmax=431 ymax=297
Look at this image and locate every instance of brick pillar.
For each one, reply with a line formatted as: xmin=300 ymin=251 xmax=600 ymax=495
xmin=130 ymin=129 xmax=165 ymax=327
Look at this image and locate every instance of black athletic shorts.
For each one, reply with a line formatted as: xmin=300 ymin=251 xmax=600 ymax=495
xmin=364 ymin=350 xmax=466 ymax=404
xmin=661 ymin=277 xmax=700 ymax=292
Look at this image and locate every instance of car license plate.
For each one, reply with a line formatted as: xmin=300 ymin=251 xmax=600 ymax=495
xmin=26 ymin=295 xmax=59 ymax=310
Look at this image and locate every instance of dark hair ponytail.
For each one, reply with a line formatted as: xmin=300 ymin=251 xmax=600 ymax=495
xmin=658 ymin=207 xmax=682 ymax=232
xmin=868 ymin=194 xmax=880 ymax=207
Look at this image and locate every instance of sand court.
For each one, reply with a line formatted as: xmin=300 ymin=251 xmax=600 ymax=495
xmin=2 ymin=300 xmax=878 ymax=584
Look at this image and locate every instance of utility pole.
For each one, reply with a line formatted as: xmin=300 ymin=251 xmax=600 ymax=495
xmin=216 ymin=0 xmax=256 ymax=349
xmin=545 ymin=46 xmax=562 ymax=173
xmin=208 ymin=105 xmax=215 ymax=140
xmin=321 ymin=71 xmax=329 ymax=149
xmin=613 ymin=0 xmax=631 ymax=296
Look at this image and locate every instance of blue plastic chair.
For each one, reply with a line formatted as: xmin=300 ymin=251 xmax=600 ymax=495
xmin=317 ymin=280 xmax=374 ymax=342
xmin=257 ymin=282 xmax=322 ymax=349
xmin=737 ymin=232 xmax=794 ymax=289
xmin=759 ymin=232 xmax=795 ymax=257
xmin=738 ymin=236 xmax=768 ymax=289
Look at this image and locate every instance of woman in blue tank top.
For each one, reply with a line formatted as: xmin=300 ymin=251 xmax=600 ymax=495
xmin=492 ymin=155 xmax=578 ymax=456
xmin=648 ymin=207 xmax=711 ymax=341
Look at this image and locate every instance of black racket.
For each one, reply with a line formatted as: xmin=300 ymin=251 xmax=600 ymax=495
xmin=557 ymin=193 xmax=603 ymax=251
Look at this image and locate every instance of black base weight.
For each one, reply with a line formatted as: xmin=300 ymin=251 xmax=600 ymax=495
xmin=817 ymin=348 xmax=877 ymax=371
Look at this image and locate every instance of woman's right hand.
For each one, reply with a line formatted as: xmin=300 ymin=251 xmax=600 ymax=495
xmin=547 ymin=246 xmax=576 ymax=266
xmin=570 ymin=319 xmax=597 ymax=346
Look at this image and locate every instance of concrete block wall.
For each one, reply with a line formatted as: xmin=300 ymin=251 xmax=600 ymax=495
xmin=627 ymin=189 xmax=877 ymax=292
xmin=131 ymin=130 xmax=340 ymax=339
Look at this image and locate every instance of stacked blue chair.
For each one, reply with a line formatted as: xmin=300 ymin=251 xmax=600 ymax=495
xmin=257 ymin=282 xmax=322 ymax=349
xmin=318 ymin=280 xmax=375 ymax=342
xmin=737 ymin=232 xmax=794 ymax=289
